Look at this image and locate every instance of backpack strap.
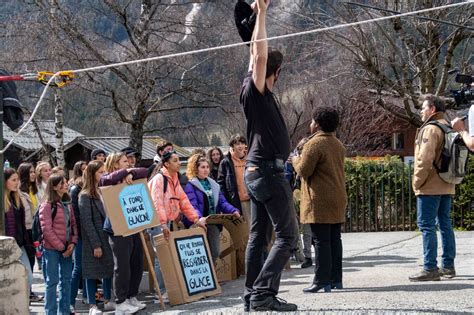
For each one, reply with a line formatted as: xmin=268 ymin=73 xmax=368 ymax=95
xmin=427 ymin=120 xmax=451 ymax=133
xmin=425 ymin=121 xmax=450 ymax=172
xmin=51 ymin=202 xmax=58 ymax=220
xmin=158 ymin=171 xmax=168 ymax=194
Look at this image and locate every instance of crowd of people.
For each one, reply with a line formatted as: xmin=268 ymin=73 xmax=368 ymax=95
xmin=3 ymin=138 xmax=261 ymax=314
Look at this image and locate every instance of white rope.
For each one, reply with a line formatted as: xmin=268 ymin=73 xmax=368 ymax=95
xmin=2 ymin=1 xmax=472 ymax=154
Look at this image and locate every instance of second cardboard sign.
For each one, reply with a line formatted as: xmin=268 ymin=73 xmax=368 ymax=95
xmin=154 ymin=228 xmax=221 ymax=305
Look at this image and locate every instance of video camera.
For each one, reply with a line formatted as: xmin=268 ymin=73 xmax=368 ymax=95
xmin=451 ymin=73 xmax=473 ymax=108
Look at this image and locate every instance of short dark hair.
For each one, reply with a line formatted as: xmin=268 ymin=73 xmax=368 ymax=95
xmin=229 ymin=134 xmax=247 ymax=147
xmin=156 ymin=141 xmax=173 ymax=156
xmin=420 ymin=94 xmax=445 ymax=113
xmin=266 ymin=48 xmax=283 ymax=79
xmin=312 ymin=106 xmax=340 ymax=133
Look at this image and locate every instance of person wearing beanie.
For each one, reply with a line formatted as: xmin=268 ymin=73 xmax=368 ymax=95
xmin=121 ymin=147 xmax=140 ymax=167
xmin=91 ymin=149 xmax=107 ymax=162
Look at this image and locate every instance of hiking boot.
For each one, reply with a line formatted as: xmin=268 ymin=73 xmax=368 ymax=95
xmin=409 ymin=269 xmax=440 ymax=282
xmin=440 ymin=267 xmax=456 ymax=278
xmin=251 ymin=296 xmax=298 ymax=312
xmin=301 ymin=258 xmax=312 ymax=269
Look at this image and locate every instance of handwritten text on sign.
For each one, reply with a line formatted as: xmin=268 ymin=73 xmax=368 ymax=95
xmin=175 ymin=235 xmax=217 ymax=295
xmin=118 ymin=183 xmax=154 ymax=229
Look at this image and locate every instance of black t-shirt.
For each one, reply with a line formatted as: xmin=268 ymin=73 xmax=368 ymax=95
xmin=240 ymin=72 xmax=291 ymax=162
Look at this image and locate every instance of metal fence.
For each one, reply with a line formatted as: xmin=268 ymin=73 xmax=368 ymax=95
xmin=344 ymin=159 xmax=473 ymax=232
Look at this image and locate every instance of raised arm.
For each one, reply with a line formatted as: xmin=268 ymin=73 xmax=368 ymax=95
xmin=251 ymin=0 xmax=269 ymax=94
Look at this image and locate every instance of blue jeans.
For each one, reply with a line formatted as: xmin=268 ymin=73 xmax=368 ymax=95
xmin=85 ymin=278 xmax=112 ymax=305
xmin=417 ymin=195 xmax=456 ymax=271
xmin=244 ymin=161 xmax=299 ymax=302
xmin=147 ymin=227 xmax=166 ymax=294
xmin=43 ymin=248 xmax=73 ymax=315
xmin=70 ymin=238 xmax=87 ymax=306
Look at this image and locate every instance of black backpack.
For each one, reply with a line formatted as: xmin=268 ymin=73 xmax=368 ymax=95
xmin=31 ymin=203 xmax=57 ymax=242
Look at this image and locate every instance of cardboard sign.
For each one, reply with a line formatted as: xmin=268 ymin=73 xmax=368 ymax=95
xmin=205 ymin=214 xmax=248 ymax=250
xmin=175 ymin=235 xmax=217 ymax=295
xmin=154 ymin=228 xmax=221 ymax=305
xmin=205 ymin=214 xmax=249 ymax=276
xmin=215 ymin=228 xmax=237 ymax=282
xmin=100 ymin=178 xmax=160 ymax=236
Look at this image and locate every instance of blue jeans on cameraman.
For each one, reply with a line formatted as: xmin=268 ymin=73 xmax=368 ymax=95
xmin=43 ymin=248 xmax=73 ymax=315
xmin=244 ymin=160 xmax=299 ymax=303
xmin=416 ymin=195 xmax=456 ymax=271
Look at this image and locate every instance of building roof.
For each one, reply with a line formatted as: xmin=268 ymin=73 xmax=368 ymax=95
xmin=3 ymin=120 xmax=84 ymax=151
xmin=144 ymin=137 xmax=192 ymax=160
xmin=65 ymin=136 xmax=191 ymax=160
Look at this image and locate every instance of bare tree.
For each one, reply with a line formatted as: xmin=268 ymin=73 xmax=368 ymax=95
xmin=289 ymin=0 xmax=473 ymax=126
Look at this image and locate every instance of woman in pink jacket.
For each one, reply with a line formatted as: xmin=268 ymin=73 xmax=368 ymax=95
xmin=39 ymin=173 xmax=78 ymax=315
xmin=147 ymin=150 xmax=206 ymax=298
xmin=149 ymin=151 xmax=206 ymax=235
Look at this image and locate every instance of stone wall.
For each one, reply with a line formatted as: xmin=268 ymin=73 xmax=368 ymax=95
xmin=0 ymin=236 xmax=28 ymax=314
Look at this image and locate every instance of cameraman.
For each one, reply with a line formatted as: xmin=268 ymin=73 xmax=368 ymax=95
xmin=451 ymin=105 xmax=474 ymax=151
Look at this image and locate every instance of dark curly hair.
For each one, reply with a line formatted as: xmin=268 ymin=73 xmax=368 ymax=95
xmin=312 ymin=106 xmax=340 ymax=133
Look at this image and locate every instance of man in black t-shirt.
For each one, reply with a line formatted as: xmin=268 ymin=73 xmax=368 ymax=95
xmin=239 ymin=0 xmax=298 ymax=312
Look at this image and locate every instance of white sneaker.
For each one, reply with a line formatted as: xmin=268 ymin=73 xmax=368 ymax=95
xmin=103 ymin=301 xmax=115 ymax=311
xmin=115 ymin=301 xmax=139 ymax=314
xmin=154 ymin=292 xmax=169 ymax=304
xmin=88 ymin=306 xmax=103 ymax=315
xmin=127 ymin=297 xmax=146 ymax=310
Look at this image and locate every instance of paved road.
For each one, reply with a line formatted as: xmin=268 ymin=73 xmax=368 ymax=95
xmin=30 ymin=231 xmax=474 ymax=314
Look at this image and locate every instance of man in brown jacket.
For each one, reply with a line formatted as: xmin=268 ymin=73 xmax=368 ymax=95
xmin=409 ymin=94 xmax=456 ymax=282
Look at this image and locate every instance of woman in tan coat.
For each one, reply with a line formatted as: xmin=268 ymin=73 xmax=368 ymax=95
xmin=292 ymin=106 xmax=347 ymax=293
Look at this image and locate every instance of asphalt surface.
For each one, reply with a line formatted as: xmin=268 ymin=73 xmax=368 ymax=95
xmin=30 ymin=231 xmax=474 ymax=314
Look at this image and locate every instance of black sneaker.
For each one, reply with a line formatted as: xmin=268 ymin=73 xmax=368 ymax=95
xmin=301 ymin=258 xmax=312 ymax=269
xmin=29 ymin=292 xmax=44 ymax=303
xmin=251 ymin=296 xmax=298 ymax=312
xmin=440 ymin=267 xmax=456 ymax=278
xmin=241 ymin=296 xmax=250 ymax=312
xmin=409 ymin=269 xmax=440 ymax=282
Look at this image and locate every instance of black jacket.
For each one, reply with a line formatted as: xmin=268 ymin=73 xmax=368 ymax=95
xmin=217 ymin=152 xmax=242 ymax=212
xmin=69 ymin=184 xmax=82 ymax=238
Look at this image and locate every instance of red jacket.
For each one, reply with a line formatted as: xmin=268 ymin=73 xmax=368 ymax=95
xmin=39 ymin=201 xmax=78 ymax=251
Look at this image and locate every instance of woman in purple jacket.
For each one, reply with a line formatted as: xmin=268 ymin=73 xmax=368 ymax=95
xmin=184 ymin=154 xmax=240 ymax=263
xmin=99 ymin=152 xmax=148 ymax=314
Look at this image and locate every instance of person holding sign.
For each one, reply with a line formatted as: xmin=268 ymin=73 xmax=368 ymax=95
xmin=148 ymin=150 xmax=206 ymax=297
xmin=79 ymin=161 xmax=115 ymax=314
xmin=99 ymin=152 xmax=148 ymax=314
xmin=184 ymin=154 xmax=241 ymax=263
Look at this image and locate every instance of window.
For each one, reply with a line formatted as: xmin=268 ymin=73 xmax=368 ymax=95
xmin=392 ymin=132 xmax=404 ymax=150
